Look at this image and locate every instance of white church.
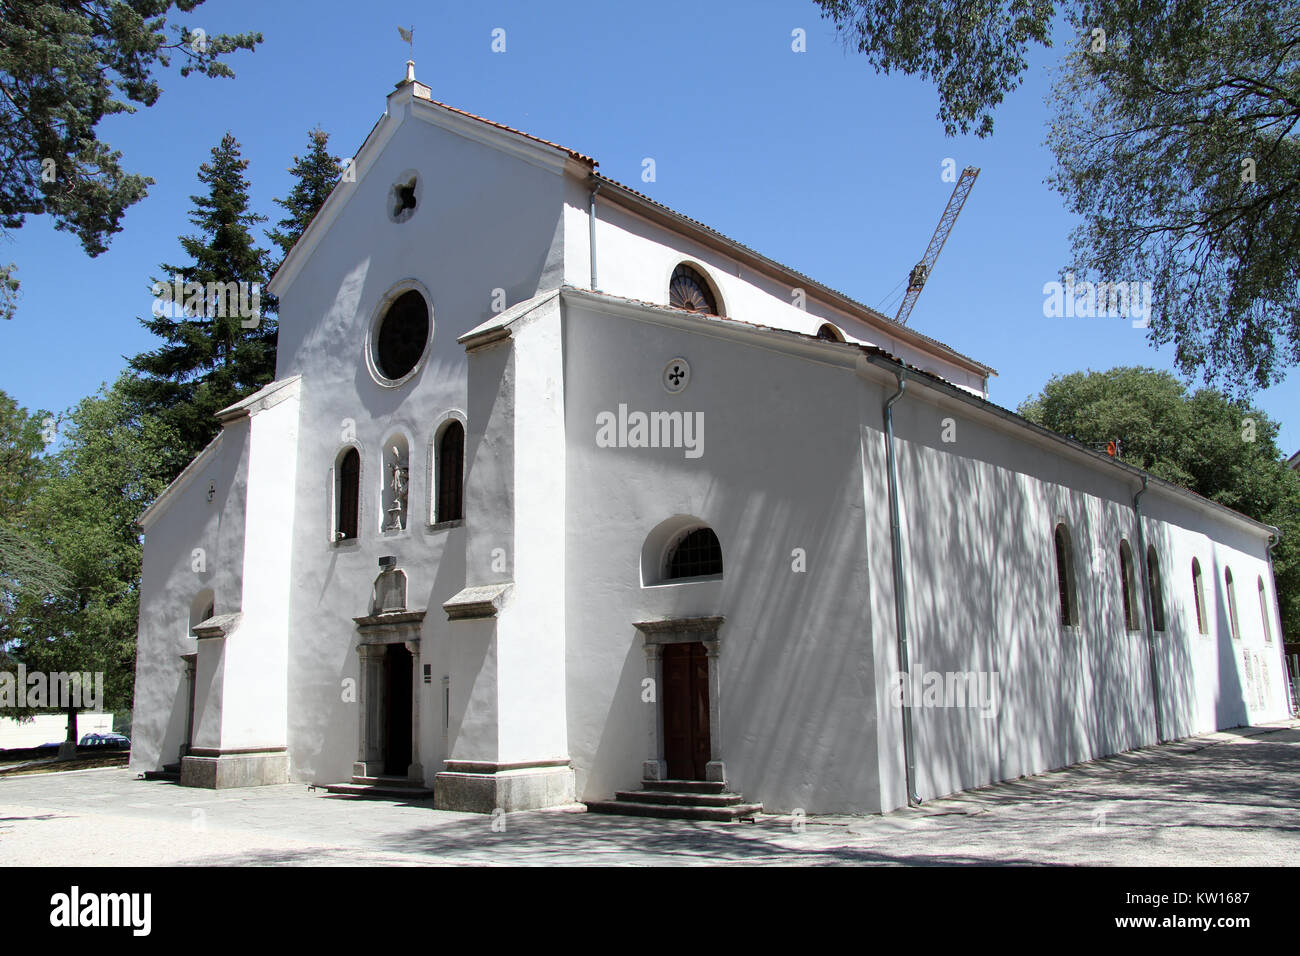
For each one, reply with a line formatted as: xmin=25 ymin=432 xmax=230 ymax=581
xmin=130 ymin=64 xmax=1293 ymax=818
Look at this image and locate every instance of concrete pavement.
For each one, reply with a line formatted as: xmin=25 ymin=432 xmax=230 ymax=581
xmin=1 ymin=722 xmax=1296 ymax=865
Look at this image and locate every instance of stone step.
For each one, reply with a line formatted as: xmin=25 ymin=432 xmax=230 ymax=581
xmin=613 ymin=789 xmax=745 ymax=807
xmin=639 ymin=779 xmax=728 ymax=794
xmin=349 ymin=775 xmax=427 ymax=788
xmin=320 ymin=781 xmax=435 ymax=799
xmin=586 ymin=799 xmax=763 ymax=822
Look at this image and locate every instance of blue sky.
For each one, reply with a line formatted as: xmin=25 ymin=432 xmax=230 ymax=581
xmin=3 ymin=0 xmax=1297 ymax=455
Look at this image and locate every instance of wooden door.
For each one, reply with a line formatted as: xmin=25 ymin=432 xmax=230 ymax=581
xmin=383 ymin=644 xmax=413 ymax=776
xmin=662 ymin=642 xmax=710 ymax=780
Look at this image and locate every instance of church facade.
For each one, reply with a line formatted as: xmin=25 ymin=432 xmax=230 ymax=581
xmin=130 ymin=66 xmax=1293 ymax=815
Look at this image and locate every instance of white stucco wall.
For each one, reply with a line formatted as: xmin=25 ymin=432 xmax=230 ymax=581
xmin=874 ymin=375 xmax=1288 ymax=810
xmin=562 ymin=182 xmax=989 ymax=396
xmin=268 ymin=90 xmax=574 ymax=785
xmin=131 ymin=432 xmax=236 ymax=772
xmin=560 ymin=297 xmax=881 ymax=813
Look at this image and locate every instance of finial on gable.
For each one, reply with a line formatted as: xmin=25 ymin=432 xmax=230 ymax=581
xmin=405 ymin=59 xmax=416 ymax=84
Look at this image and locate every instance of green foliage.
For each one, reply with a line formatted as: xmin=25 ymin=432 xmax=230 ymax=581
xmin=813 ymin=0 xmax=1058 ymax=138
xmin=1019 ymin=367 xmax=1300 ymax=641
xmin=125 ymin=132 xmax=275 ymax=471
xmin=1 ymin=377 xmax=176 ymax=717
xmin=813 ymin=0 xmax=1300 ymax=391
xmin=0 ymin=391 xmax=72 ymax=610
xmin=0 ymin=0 xmax=262 ymax=319
xmin=268 ymin=128 xmax=341 ymax=266
xmin=1048 ymin=0 xmax=1300 ymax=390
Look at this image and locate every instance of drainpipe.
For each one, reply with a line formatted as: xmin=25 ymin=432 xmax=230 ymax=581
xmin=1265 ymin=530 xmax=1294 ymax=715
xmin=1132 ymin=477 xmax=1165 ymax=743
xmin=883 ymin=369 xmax=920 ymax=807
xmin=588 ymin=179 xmax=601 ymax=292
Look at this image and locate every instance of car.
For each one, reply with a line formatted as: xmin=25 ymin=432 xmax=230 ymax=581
xmin=78 ymin=733 xmax=130 ymax=749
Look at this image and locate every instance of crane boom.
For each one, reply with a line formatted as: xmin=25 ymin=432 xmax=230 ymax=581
xmin=894 ymin=166 xmax=979 ymax=326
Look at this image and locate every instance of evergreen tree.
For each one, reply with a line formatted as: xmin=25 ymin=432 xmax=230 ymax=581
xmin=126 ymin=133 xmax=275 ymax=471
xmin=269 ymin=127 xmax=341 ymax=266
xmin=0 ymin=0 xmax=262 ymax=319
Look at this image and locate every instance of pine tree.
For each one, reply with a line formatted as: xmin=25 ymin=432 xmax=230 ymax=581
xmin=269 ymin=128 xmax=341 ymax=266
xmin=126 ymin=133 xmax=275 ymax=471
xmin=0 ymin=0 xmax=261 ymax=320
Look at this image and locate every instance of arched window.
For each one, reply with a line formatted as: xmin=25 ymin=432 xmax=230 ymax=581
xmin=665 ymin=527 xmax=723 ymax=580
xmin=816 ymin=323 xmax=845 ymax=342
xmin=1225 ymin=567 xmax=1241 ymax=640
xmin=1053 ymin=523 xmax=1078 ymax=626
xmin=1119 ymin=540 xmax=1139 ymax=631
xmin=1258 ymin=577 xmax=1273 ymax=643
xmin=668 ymin=264 xmax=719 ymax=315
xmin=1147 ymin=545 xmax=1166 ymax=632
xmin=336 ymin=447 xmax=360 ymax=541
xmin=435 ymin=420 xmax=465 ymax=524
xmin=1191 ymin=558 xmax=1208 ymax=634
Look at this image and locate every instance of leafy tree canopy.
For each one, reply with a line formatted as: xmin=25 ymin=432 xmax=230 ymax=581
xmin=2 ymin=377 xmax=176 ymax=725
xmin=813 ymin=0 xmax=1300 ymax=390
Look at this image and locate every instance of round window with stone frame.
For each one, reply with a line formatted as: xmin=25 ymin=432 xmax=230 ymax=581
xmin=373 ymin=290 xmax=431 ymax=382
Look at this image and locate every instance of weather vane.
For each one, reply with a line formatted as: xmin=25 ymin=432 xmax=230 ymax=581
xmin=398 ymin=25 xmax=414 ymax=60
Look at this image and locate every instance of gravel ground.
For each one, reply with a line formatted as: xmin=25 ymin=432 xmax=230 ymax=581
xmin=0 ymin=721 xmax=1296 ymax=866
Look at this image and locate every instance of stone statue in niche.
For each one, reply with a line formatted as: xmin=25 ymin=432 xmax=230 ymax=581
xmin=384 ymin=445 xmax=409 ymax=531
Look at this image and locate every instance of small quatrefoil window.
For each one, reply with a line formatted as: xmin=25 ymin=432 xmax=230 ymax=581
xmin=388 ymin=172 xmax=420 ymax=224
xmin=663 ymin=357 xmax=691 ymax=394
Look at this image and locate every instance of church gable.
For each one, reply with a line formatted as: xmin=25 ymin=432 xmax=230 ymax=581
xmin=270 ymin=71 xmax=585 ymax=383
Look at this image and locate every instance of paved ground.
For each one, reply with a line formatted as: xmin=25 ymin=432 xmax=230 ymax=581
xmin=0 ymin=722 xmax=1296 ymax=866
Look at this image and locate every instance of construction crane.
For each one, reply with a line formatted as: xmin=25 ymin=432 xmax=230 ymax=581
xmin=894 ymin=166 xmax=979 ymax=326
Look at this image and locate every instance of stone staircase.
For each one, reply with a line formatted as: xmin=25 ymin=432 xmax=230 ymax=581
xmin=585 ymin=779 xmax=762 ymax=822
xmin=319 ymin=775 xmax=435 ymax=799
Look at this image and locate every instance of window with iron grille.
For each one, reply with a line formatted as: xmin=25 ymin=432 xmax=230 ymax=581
xmin=668 ymin=264 xmax=719 ymax=315
xmin=666 ymin=527 xmax=723 ymax=580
